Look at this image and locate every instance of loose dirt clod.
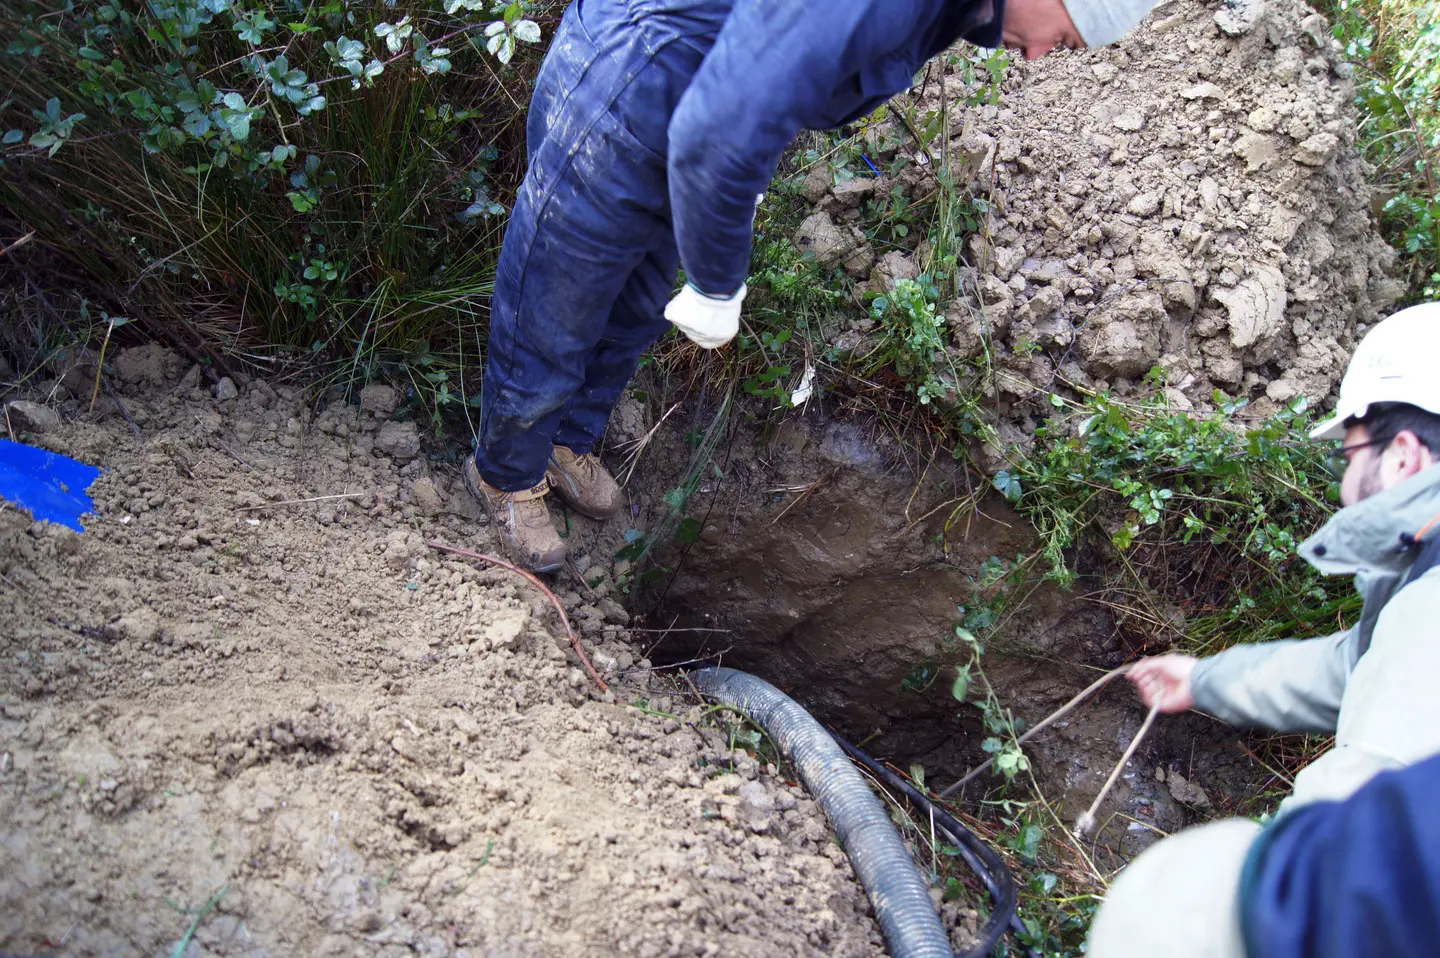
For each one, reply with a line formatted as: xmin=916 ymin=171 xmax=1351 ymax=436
xmin=0 ymin=350 xmax=890 ymax=957
xmin=427 ymin=541 xmax=610 ymax=694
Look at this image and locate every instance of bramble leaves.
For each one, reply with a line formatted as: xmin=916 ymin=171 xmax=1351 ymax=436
xmin=28 ymin=96 xmax=86 ymax=156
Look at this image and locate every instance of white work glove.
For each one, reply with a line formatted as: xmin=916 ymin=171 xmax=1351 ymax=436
xmin=665 ymin=283 xmax=747 ymax=350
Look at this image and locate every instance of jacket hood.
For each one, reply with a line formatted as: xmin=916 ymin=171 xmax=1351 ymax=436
xmin=1300 ymin=464 xmax=1440 ymax=577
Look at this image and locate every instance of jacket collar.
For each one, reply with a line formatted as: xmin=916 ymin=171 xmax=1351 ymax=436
xmin=1300 ymin=464 xmax=1440 ymax=576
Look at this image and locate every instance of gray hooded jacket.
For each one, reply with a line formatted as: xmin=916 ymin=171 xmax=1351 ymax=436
xmin=1189 ymin=463 xmax=1440 ymax=808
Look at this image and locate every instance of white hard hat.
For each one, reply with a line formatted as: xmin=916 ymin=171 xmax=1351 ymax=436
xmin=1310 ymin=302 xmax=1440 ymax=441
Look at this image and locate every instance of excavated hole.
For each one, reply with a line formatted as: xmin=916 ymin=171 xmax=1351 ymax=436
xmin=606 ymin=411 xmax=1270 ymax=859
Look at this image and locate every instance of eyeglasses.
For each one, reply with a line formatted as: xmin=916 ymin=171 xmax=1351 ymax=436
xmin=1327 ymin=438 xmax=1387 ymax=478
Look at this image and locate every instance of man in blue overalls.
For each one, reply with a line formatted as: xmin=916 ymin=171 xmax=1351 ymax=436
xmin=466 ymin=0 xmax=1162 ymax=572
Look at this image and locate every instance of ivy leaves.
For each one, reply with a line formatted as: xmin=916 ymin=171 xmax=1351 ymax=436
xmin=483 ymin=16 xmax=540 ymax=65
xmin=374 ymin=17 xmax=451 ymax=75
xmin=232 ymin=9 xmax=273 ymax=45
xmin=374 ymin=17 xmax=414 ymax=54
xmin=214 ymin=91 xmax=255 ymax=141
xmin=443 ymin=0 xmax=542 ymax=65
xmin=286 ymin=154 xmax=334 ymax=213
xmin=2 ymin=0 xmax=546 ymax=181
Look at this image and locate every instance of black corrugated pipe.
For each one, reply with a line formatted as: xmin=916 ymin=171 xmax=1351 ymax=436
xmin=831 ymin=735 xmax=1038 ymax=958
xmin=690 ymin=666 xmax=1024 ymax=958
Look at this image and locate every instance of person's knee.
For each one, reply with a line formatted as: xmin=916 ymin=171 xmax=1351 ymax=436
xmin=484 ymin=371 xmax=584 ymax=429
xmin=1088 ymin=818 xmax=1260 ymax=958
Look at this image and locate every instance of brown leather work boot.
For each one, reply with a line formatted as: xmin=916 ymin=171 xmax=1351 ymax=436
xmin=463 ymin=456 xmax=566 ymax=573
xmin=545 ymin=445 xmax=623 ymax=519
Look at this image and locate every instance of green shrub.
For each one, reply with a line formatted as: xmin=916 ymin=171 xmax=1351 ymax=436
xmin=870 ymin=276 xmax=952 ymax=406
xmin=1325 ymin=0 xmax=1440 ymax=299
xmin=0 ymin=0 xmax=552 ymax=383
xmin=1005 ymin=386 xmax=1357 ymax=655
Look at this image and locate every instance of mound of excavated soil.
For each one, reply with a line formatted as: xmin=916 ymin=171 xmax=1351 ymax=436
xmin=968 ymin=0 xmax=1402 ymax=412
xmin=805 ymin=0 xmax=1399 ymax=454
xmin=0 ymin=351 xmax=914 ymax=957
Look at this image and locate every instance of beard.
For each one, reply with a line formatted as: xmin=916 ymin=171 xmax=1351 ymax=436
xmin=1355 ymin=457 xmax=1387 ymax=503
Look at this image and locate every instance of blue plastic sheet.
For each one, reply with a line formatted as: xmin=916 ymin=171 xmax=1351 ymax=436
xmin=0 ymin=438 xmax=102 ymax=532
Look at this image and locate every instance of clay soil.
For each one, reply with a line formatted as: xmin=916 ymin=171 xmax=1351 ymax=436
xmin=0 ymin=354 xmax=927 ymax=958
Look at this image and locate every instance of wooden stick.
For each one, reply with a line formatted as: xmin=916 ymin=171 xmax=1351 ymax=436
xmin=1075 ymin=702 xmax=1161 ymax=838
xmin=939 ymin=663 xmax=1135 ymax=798
xmin=195 ymin=417 xmax=249 ymax=467
xmin=87 ymin=319 xmax=118 ymax=417
xmin=427 ymin=542 xmax=609 ymax=694
xmin=565 ymin=558 xmax=601 ymax=601
xmin=99 ymin=370 xmax=141 ymax=438
xmin=0 ymin=232 xmax=34 ymax=259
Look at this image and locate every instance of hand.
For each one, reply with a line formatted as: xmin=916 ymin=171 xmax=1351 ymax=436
xmin=665 ymin=283 xmax=746 ymax=350
xmin=1127 ymin=654 xmax=1198 ymax=713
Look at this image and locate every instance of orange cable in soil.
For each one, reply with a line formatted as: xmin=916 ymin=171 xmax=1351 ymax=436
xmin=427 ymin=542 xmax=609 ymax=694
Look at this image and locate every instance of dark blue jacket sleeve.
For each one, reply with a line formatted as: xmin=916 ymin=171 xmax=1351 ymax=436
xmin=666 ymin=2 xmax=906 ymax=296
xmin=1241 ymin=752 xmax=1440 ymax=958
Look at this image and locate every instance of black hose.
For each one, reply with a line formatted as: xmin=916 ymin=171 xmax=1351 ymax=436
xmin=692 ymin=666 xmax=955 ymax=957
xmin=692 ymin=667 xmax=1036 ymax=957
xmin=830 ymin=734 xmax=1038 ymax=958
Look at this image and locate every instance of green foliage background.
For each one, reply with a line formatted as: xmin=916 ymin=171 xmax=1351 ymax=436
xmin=1324 ymin=0 xmax=1440 ymax=299
xmin=1 ymin=0 xmax=554 ymax=378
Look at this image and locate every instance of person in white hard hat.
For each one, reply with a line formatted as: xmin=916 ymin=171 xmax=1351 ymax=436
xmin=1087 ymin=301 xmax=1440 ymax=958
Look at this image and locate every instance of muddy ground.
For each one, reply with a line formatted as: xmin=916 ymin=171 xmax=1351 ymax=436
xmin=0 ymin=359 xmax=945 ymax=957
xmin=0 ymin=348 xmax=1283 ymax=958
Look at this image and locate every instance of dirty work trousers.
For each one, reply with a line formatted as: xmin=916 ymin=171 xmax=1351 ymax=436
xmin=473 ymin=1 xmax=718 ymax=492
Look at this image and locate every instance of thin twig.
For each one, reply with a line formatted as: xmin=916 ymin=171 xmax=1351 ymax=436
xmin=1076 ymin=702 xmax=1161 ymax=838
xmin=565 ymin=559 xmax=601 ymax=601
xmin=428 ymin=542 xmax=609 ymax=693
xmin=99 ymin=372 xmax=141 ymax=438
xmin=640 ymin=614 xmax=683 ymax=661
xmin=617 ymin=401 xmax=682 ymax=486
xmin=0 ymin=232 xmax=35 ymax=259
xmin=88 ymin=319 xmax=118 ymax=417
xmin=170 ymin=884 xmax=229 ymax=958
xmin=767 ymin=472 xmax=835 ymax=527
xmin=240 ymin=493 xmax=363 ymax=510
xmin=195 ymin=417 xmax=250 ymax=466
xmin=940 ymin=664 xmax=1135 ymax=798
xmin=626 ymin=652 xmax=736 ymax=674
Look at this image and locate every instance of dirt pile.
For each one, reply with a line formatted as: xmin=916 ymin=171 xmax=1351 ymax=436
xmin=808 ymin=0 xmax=1398 ymax=450
xmin=972 ymin=0 xmax=1402 ymax=410
xmin=0 ymin=350 xmax=901 ymax=958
